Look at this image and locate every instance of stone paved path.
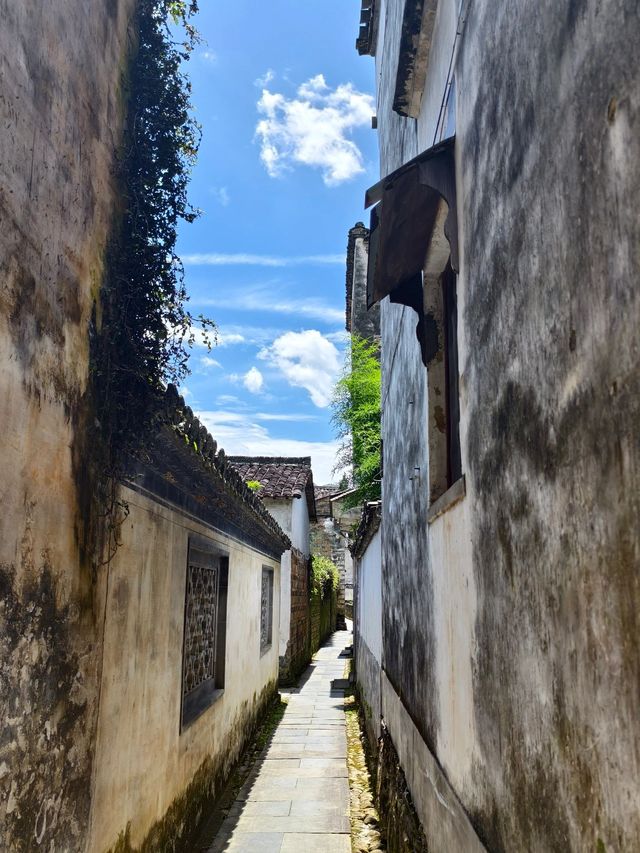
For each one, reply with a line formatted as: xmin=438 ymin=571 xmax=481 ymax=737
xmin=209 ymin=629 xmax=352 ymax=853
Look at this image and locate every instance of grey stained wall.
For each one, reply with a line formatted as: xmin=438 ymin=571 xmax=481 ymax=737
xmin=374 ymin=0 xmax=640 ymax=851
xmin=0 ymin=1 xmax=134 ymax=850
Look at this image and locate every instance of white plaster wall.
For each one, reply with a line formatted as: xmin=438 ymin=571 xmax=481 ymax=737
xmin=344 ymin=549 xmax=354 ymax=603
xmin=428 ymin=499 xmax=477 ymax=797
xmin=290 ymin=494 xmax=310 ymax=556
xmin=278 ymin=549 xmax=292 ymax=658
xmin=263 ymin=499 xmax=294 ymax=657
xmin=88 ymin=485 xmax=281 ymax=852
xmin=357 ymin=528 xmax=382 ymax=663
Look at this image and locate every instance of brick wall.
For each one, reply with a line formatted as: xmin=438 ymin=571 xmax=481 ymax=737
xmin=279 ymin=547 xmax=310 ymax=684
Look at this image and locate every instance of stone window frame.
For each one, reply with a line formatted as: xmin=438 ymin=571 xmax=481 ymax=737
xmin=424 ymin=261 xmax=463 ymax=513
xmin=364 ymin=137 xmax=465 ymax=522
xmin=260 ymin=566 xmax=274 ymax=656
xmin=180 ymin=535 xmax=229 ymax=731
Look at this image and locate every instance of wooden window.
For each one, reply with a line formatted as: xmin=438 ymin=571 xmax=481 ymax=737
xmin=260 ymin=567 xmax=274 ymax=655
xmin=180 ymin=538 xmax=228 ymax=730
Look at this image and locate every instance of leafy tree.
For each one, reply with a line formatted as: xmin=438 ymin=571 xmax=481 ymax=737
xmin=332 ymin=335 xmax=381 ymax=507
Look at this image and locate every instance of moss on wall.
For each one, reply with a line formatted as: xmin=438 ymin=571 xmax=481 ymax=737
xmin=105 ymin=680 xmax=277 ymax=853
xmin=376 ymin=724 xmax=429 ymax=853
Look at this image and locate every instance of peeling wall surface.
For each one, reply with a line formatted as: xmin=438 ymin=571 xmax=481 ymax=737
xmin=0 ymin=1 xmax=134 ymax=849
xmin=369 ymin=0 xmax=640 ymax=850
xmin=89 ymin=485 xmax=281 ymax=852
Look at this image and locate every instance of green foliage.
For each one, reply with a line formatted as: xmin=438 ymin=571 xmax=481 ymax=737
xmin=332 ymin=335 xmax=381 ymax=507
xmin=246 ymin=480 xmax=263 ymax=493
xmin=311 ymin=555 xmax=339 ymax=596
xmin=92 ymin=0 xmax=213 ymax=494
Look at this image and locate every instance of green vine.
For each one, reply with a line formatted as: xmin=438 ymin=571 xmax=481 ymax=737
xmin=311 ymin=555 xmax=339 ymax=596
xmin=90 ymin=0 xmax=213 ymax=558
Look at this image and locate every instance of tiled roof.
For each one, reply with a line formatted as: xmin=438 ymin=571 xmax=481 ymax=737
xmin=228 ymin=456 xmax=317 ymax=521
xmin=351 ymin=501 xmax=381 ymax=558
xmin=315 ymin=484 xmax=341 ymax=501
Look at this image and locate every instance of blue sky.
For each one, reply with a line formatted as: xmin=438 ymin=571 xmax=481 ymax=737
xmin=176 ymin=0 xmax=377 ymax=483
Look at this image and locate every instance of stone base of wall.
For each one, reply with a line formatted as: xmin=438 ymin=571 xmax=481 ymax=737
xmin=376 ymin=722 xmax=430 ymax=853
xmin=279 ymin=549 xmax=310 ymax=685
xmin=380 ymin=672 xmax=486 ymax=853
xmin=355 ymin=637 xmax=381 ymax=755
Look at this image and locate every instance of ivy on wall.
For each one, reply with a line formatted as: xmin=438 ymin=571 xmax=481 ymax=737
xmin=311 ymin=555 xmax=339 ymax=596
xmin=89 ymin=0 xmax=214 ymax=558
xmin=91 ymin=0 xmax=213 ymax=501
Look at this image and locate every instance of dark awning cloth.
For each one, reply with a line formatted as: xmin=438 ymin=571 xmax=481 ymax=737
xmin=365 ymin=136 xmax=457 ymax=309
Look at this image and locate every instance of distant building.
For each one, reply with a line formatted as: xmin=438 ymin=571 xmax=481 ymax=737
xmin=228 ymin=456 xmax=317 ymax=683
xmin=311 ymin=485 xmax=361 ymax=626
xmin=346 ymin=221 xmax=379 ymax=341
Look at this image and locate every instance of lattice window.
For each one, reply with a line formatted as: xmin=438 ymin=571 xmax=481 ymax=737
xmin=181 ymin=540 xmax=228 ymax=729
xmin=183 ymin=552 xmax=218 ymax=695
xmin=260 ymin=568 xmax=274 ymax=654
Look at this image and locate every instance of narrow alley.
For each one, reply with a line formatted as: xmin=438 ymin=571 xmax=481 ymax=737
xmin=208 ymin=630 xmax=353 ymax=853
xmin=2 ymin=1 xmax=639 ymax=851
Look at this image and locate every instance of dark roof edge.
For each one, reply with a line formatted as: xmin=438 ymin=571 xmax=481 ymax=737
xmin=364 ymin=135 xmax=455 ymax=208
xmin=351 ymin=501 xmax=382 ymax=558
xmin=228 ymin=455 xmax=312 ymax=465
xmin=159 ymin=385 xmax=290 ymax=549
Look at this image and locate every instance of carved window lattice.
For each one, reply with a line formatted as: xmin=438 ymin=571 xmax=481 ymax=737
xmin=183 ymin=553 xmax=219 ymax=698
xmin=260 ymin=568 xmax=273 ymax=654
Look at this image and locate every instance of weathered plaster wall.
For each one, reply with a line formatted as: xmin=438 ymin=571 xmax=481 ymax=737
xmin=373 ymin=0 xmax=640 ymax=850
xmin=355 ymin=527 xmax=382 ymax=748
xmin=89 ymin=485 xmax=280 ymax=852
xmin=349 ymin=228 xmax=380 ymax=340
xmin=458 ymin=2 xmax=640 ymax=848
xmin=0 ymin=1 xmax=134 ymax=849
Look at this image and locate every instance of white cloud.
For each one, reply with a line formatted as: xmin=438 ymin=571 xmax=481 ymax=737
xmin=217 ymin=331 xmax=245 ymax=347
xmin=255 ymin=74 xmax=374 ymax=185
xmin=198 ymin=285 xmax=344 ymax=324
xmin=216 ymin=394 xmax=243 ymax=406
xmin=254 ymin=69 xmax=275 ymax=88
xmin=196 ymin=410 xmax=344 ymax=484
xmin=182 ymin=253 xmax=344 ymax=267
xmin=200 ymin=356 xmax=221 ymax=369
xmin=243 ymin=366 xmax=264 ymax=394
xmin=259 ymin=330 xmax=341 ymax=408
xmin=211 ymin=186 xmax=230 ymax=206
xmin=179 ymin=386 xmax=192 ymax=398
xmin=255 ymin=413 xmax=319 ymax=422
xmin=200 ymin=50 xmax=218 ymax=63
xmin=326 ymin=330 xmax=350 ymax=344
